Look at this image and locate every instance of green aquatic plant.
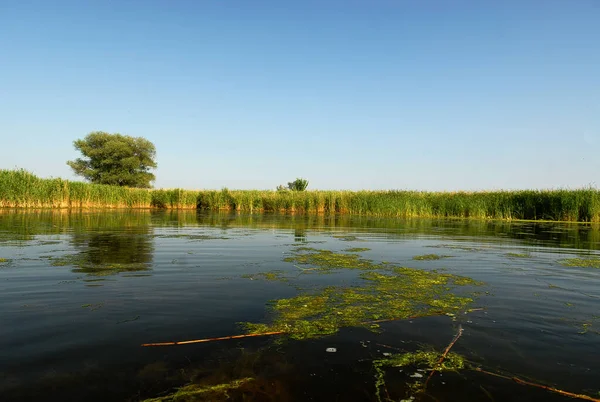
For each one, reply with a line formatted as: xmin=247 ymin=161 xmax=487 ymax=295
xmin=506 ymin=252 xmax=532 ymax=258
xmin=333 ymin=235 xmax=362 ymax=241
xmin=241 ymin=266 xmax=480 ymax=340
xmin=283 ymin=248 xmax=387 ymax=272
xmin=0 ymin=257 xmax=9 ymax=264
xmin=558 ymin=257 xmax=600 ymax=268
xmin=50 ymin=253 xmax=151 ymax=276
xmin=412 ymin=254 xmax=452 ymax=261
xmin=241 ymin=270 xmax=289 ymax=282
xmin=143 ymin=377 xmax=255 ymax=402
xmin=373 ymin=350 xmax=466 ymax=402
xmin=344 ymin=247 xmax=371 ymax=253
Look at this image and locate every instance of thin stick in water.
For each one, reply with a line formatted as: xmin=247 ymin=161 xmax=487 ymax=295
xmin=424 ymin=325 xmax=464 ymax=388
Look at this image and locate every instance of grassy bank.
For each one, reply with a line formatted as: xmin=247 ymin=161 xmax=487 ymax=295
xmin=2 ymin=169 xmax=600 ymax=221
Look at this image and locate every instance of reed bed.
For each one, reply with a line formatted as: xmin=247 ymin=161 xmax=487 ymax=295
xmin=2 ymin=169 xmax=600 ymax=222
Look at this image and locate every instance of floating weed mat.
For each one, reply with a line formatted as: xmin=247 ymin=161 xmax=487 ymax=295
xmin=142 ymin=378 xmax=255 ymax=402
xmin=426 ymin=244 xmax=488 ymax=252
xmin=284 ymin=247 xmax=390 ymax=273
xmin=332 ymin=235 xmax=363 ymax=241
xmin=374 ymin=350 xmax=466 ymax=402
xmin=558 ymin=257 xmax=600 ymax=268
xmin=344 ymin=247 xmax=371 ymax=253
xmin=0 ymin=257 xmax=11 ymax=266
xmin=144 ymin=248 xmax=482 ymax=345
xmin=50 ymin=253 xmax=151 ymax=276
xmin=506 ymin=252 xmax=532 ymax=258
xmin=412 ymin=254 xmax=452 ymax=261
xmin=153 ymin=234 xmax=230 ymax=241
xmin=240 ymin=268 xmax=480 ymax=341
xmin=241 ymin=270 xmax=289 ymax=282
xmin=579 ymin=316 xmax=600 ymax=335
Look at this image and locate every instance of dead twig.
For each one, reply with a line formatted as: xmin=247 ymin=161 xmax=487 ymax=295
xmin=424 ymin=325 xmax=464 ymax=388
xmin=141 ymin=331 xmax=285 ymax=347
xmin=473 ymin=367 xmax=600 ymax=402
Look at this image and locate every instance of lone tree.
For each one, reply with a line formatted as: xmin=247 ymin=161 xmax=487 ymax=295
xmin=67 ymin=131 xmax=157 ymax=188
xmin=287 ymin=178 xmax=309 ymax=191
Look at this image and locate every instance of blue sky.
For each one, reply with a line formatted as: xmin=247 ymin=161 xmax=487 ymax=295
xmin=1 ymin=0 xmax=598 ymax=190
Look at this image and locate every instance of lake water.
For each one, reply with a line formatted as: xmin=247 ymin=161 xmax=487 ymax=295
xmin=1 ymin=210 xmax=599 ymax=401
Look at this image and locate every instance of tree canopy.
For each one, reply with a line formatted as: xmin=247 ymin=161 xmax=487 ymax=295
xmin=67 ymin=132 xmax=157 ymax=188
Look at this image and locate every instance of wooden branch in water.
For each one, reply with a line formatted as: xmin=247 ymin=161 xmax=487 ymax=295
xmin=424 ymin=325 xmax=464 ymax=388
xmin=473 ymin=367 xmax=600 ymax=402
xmin=141 ymin=331 xmax=285 ymax=347
xmin=141 ymin=308 xmax=481 ymax=347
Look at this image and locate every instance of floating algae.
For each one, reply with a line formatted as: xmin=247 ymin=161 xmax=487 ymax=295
xmin=51 ymin=253 xmax=151 ymax=276
xmin=283 ymin=248 xmax=388 ymax=272
xmin=344 ymin=247 xmax=371 ymax=253
xmin=412 ymin=254 xmax=452 ymax=261
xmin=559 ymin=257 xmax=600 ymax=268
xmin=241 ymin=270 xmax=289 ymax=282
xmin=373 ymin=350 xmax=466 ymax=402
xmin=506 ymin=252 xmax=532 ymax=258
xmin=142 ymin=378 xmax=255 ymax=402
xmin=242 ymin=248 xmax=481 ymax=341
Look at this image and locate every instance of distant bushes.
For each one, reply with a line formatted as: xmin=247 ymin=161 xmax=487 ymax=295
xmin=2 ymin=169 xmax=600 ymax=222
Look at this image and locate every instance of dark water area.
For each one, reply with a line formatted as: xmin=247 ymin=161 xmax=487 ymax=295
xmin=0 ymin=210 xmax=599 ymax=401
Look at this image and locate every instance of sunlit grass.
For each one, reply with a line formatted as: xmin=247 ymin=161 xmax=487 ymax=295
xmin=3 ymin=169 xmax=600 ymax=221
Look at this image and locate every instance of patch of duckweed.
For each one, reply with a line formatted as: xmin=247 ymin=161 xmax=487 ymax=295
xmin=241 ymin=266 xmax=480 ymax=341
xmin=344 ymin=247 xmax=371 ymax=253
xmin=558 ymin=258 xmax=600 ymax=268
xmin=412 ymin=254 xmax=452 ymax=261
xmin=143 ymin=377 xmax=255 ymax=402
xmin=154 ymin=234 xmax=229 ymax=241
xmin=0 ymin=257 xmax=10 ymax=265
xmin=578 ymin=316 xmax=600 ymax=335
xmin=373 ymin=350 xmax=466 ymax=402
xmin=506 ymin=252 xmax=532 ymax=258
xmin=284 ymin=248 xmax=387 ymax=272
xmin=333 ymin=235 xmax=362 ymax=242
xmin=241 ymin=270 xmax=289 ymax=282
xmin=50 ymin=254 xmax=151 ymax=276
xmin=427 ymin=244 xmax=484 ymax=252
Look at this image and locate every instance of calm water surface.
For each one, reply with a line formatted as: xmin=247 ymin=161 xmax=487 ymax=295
xmin=0 ymin=210 xmax=599 ymax=401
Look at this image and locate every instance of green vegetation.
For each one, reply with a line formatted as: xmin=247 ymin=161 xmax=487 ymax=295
xmin=558 ymin=257 xmax=600 ymax=268
xmin=67 ymin=131 xmax=157 ymax=188
xmin=506 ymin=252 xmax=532 ymax=258
xmin=241 ymin=270 xmax=289 ymax=282
xmin=412 ymin=254 xmax=452 ymax=260
xmin=373 ymin=350 xmax=466 ymax=402
xmin=143 ymin=377 xmax=255 ymax=402
xmin=0 ymin=169 xmax=152 ymax=208
xmin=344 ymin=247 xmax=371 ymax=252
xmin=3 ymin=169 xmax=600 ymax=222
xmin=242 ymin=248 xmax=480 ymax=340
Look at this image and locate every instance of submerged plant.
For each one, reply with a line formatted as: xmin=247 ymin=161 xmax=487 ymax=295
xmin=373 ymin=350 xmax=466 ymax=402
xmin=344 ymin=247 xmax=371 ymax=253
xmin=506 ymin=252 xmax=532 ymax=258
xmin=242 ymin=248 xmax=481 ymax=340
xmin=143 ymin=377 xmax=255 ymax=402
xmin=412 ymin=254 xmax=452 ymax=261
xmin=241 ymin=270 xmax=289 ymax=282
xmin=558 ymin=257 xmax=600 ymax=268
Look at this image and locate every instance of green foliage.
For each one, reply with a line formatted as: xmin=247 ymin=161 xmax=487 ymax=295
xmin=413 ymin=254 xmax=452 ymax=261
xmin=241 ymin=248 xmax=481 ymax=340
xmin=67 ymin=131 xmax=157 ymax=188
xmin=559 ymin=257 xmax=600 ymax=268
xmin=287 ymin=178 xmax=309 ymax=191
xmin=4 ymin=169 xmax=600 ymax=222
xmin=143 ymin=378 xmax=255 ymax=402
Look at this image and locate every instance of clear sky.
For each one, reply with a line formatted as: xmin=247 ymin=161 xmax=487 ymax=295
xmin=1 ymin=0 xmax=598 ymax=191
